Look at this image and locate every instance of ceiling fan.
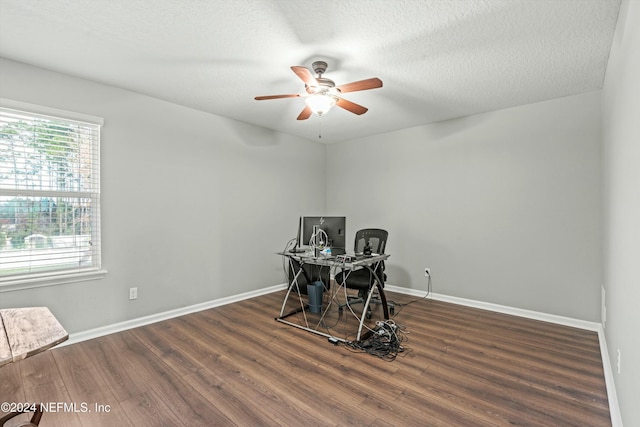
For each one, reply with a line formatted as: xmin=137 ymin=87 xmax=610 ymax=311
xmin=254 ymin=61 xmax=383 ymax=120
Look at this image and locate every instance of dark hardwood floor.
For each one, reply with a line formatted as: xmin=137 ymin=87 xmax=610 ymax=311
xmin=0 ymin=290 xmax=610 ymax=426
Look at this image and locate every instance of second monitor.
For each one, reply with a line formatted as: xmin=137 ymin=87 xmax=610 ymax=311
xmin=301 ymin=216 xmax=346 ymax=255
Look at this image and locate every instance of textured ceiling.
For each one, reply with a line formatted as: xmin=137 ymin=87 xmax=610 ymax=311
xmin=0 ymin=0 xmax=621 ymax=143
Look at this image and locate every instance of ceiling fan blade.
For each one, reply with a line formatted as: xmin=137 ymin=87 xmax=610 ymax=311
xmin=291 ymin=66 xmax=317 ymax=87
xmin=336 ymin=77 xmax=383 ymax=94
xmin=297 ymin=105 xmax=312 ymax=120
xmin=255 ymin=94 xmax=301 ymax=100
xmin=336 ymin=97 xmax=368 ymax=115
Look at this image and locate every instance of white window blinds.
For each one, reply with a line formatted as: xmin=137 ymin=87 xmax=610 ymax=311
xmin=0 ymin=102 xmax=102 ymax=286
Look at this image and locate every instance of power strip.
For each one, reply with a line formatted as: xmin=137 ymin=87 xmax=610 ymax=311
xmin=335 ymin=254 xmax=356 ymax=263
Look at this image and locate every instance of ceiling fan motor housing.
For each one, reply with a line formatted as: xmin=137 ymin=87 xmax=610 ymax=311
xmin=315 ymin=77 xmax=335 ymax=88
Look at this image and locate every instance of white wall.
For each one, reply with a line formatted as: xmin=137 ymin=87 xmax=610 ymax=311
xmin=327 ymin=91 xmax=602 ymax=322
xmin=0 ymin=58 xmax=326 ymax=333
xmin=602 ymin=0 xmax=640 ymax=425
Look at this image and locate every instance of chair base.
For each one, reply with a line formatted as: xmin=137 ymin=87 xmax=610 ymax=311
xmin=338 ymin=290 xmax=394 ymax=319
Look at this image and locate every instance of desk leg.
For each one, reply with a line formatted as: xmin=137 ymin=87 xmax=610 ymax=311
xmin=313 ymin=266 xmax=345 ymax=331
xmin=355 ymin=263 xmax=389 ymax=342
xmin=277 ymin=259 xmax=309 ymax=328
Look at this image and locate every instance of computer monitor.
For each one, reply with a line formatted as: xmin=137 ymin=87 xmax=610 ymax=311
xmin=301 ymin=216 xmax=346 ymax=254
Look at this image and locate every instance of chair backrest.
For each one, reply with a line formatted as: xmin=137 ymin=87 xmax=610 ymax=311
xmin=354 ymin=228 xmax=388 ymax=255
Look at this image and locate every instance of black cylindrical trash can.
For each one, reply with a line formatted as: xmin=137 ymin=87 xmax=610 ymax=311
xmin=307 ymin=281 xmax=324 ymax=314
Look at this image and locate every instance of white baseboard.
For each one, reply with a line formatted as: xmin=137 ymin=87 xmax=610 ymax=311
xmin=61 ymin=283 xmax=287 ymax=346
xmin=64 ymin=283 xmax=597 ymax=345
xmin=385 ymin=284 xmax=623 ymax=426
xmin=386 ymin=285 xmax=602 ymax=331
xmin=61 ymin=282 xmax=622 ymax=426
xmin=597 ymin=325 xmax=624 ymax=427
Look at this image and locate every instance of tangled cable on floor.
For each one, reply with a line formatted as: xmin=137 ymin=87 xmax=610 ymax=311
xmin=344 ymin=319 xmax=409 ymax=361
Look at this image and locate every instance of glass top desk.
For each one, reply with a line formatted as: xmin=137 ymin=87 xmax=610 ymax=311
xmin=276 ymin=251 xmax=390 ymax=343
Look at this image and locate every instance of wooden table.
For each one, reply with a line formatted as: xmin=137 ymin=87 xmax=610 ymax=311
xmin=0 ymin=307 xmax=68 ymax=367
xmin=1 ymin=307 xmax=68 ymax=426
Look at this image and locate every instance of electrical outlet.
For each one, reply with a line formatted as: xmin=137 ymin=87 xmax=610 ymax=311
xmin=617 ymin=349 xmax=621 ymax=374
xmin=129 ymin=287 xmax=138 ymax=300
xmin=424 ymin=267 xmax=431 ymax=277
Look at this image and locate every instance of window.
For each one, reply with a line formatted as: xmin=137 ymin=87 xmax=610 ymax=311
xmin=0 ymin=99 xmax=105 ymax=290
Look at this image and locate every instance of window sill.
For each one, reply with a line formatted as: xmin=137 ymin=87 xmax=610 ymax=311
xmin=0 ymin=269 xmax=108 ymax=293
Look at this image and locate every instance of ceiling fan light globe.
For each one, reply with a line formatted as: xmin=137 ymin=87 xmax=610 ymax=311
xmin=305 ymin=94 xmax=336 ymax=116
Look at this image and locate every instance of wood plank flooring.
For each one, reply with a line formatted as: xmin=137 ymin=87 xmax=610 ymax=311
xmin=0 ymin=290 xmax=610 ymax=426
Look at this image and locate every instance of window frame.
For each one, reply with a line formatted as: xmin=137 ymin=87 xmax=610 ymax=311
xmin=0 ymin=98 xmax=107 ymax=292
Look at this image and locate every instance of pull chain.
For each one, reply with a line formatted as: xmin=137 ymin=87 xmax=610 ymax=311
xmin=318 ymin=116 xmax=322 ymax=139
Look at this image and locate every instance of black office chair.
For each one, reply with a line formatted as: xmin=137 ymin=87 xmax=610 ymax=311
xmin=336 ymin=228 xmax=392 ymax=318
